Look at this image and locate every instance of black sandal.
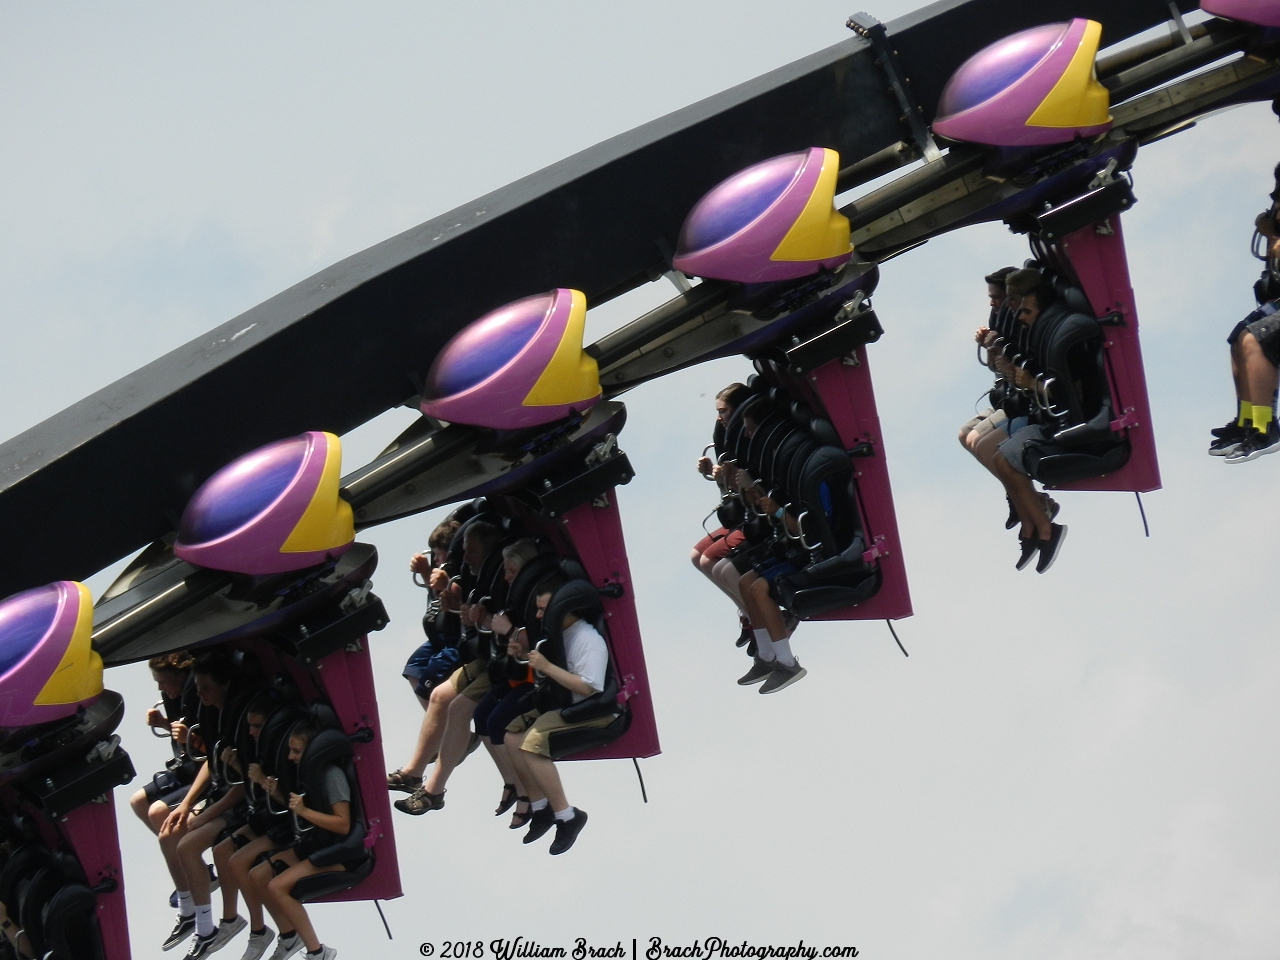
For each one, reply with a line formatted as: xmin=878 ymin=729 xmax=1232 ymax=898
xmin=494 ymin=783 xmax=518 ymax=816
xmin=508 ymin=797 xmax=532 ymax=829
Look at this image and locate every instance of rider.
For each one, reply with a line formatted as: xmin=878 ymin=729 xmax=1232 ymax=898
xmin=691 ymin=383 xmax=753 ymax=646
xmin=1212 ymin=162 xmax=1280 ymax=462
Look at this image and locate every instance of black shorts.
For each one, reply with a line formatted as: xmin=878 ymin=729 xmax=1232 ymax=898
xmin=143 ymin=763 xmax=199 ymax=808
xmin=1246 ymin=308 xmax=1280 ymax=366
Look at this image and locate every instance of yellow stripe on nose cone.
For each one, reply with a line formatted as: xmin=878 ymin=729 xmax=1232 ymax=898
xmin=34 ymin=582 xmax=103 ymax=706
xmin=770 ymin=148 xmax=852 ymax=263
xmin=281 ymin=433 xmax=355 ymax=554
xmin=522 ymin=289 xmax=601 ymax=407
xmin=1027 ymin=20 xmax=1110 ymax=129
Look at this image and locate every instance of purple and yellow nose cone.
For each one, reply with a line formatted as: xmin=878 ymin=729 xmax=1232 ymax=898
xmin=0 ymin=582 xmax=102 ymax=729
xmin=174 ymin=431 xmax=354 ymax=576
xmin=673 ymin=147 xmax=852 ymax=284
xmin=421 ymin=288 xmax=601 ymax=430
xmin=932 ymin=19 xmax=1111 ymax=147
xmin=1201 ymin=0 xmax=1280 ymax=26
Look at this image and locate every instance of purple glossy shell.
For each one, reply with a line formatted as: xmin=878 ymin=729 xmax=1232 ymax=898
xmin=937 ymin=23 xmax=1067 ymax=117
xmin=0 ymin=582 xmax=95 ymax=727
xmin=421 ymin=289 xmax=600 ymax=430
xmin=677 ymin=153 xmax=803 ymax=253
xmin=180 ymin=436 xmax=309 ymax=544
xmin=174 ymin=431 xmax=351 ymax=575
xmin=933 ymin=19 xmax=1110 ymax=147
xmin=673 ymin=147 xmax=850 ymax=284
xmin=425 ymin=294 xmax=556 ymax=401
xmin=1201 ymin=0 xmax=1280 ymax=26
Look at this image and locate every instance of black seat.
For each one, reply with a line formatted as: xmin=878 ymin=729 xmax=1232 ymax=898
xmin=1020 ymin=292 xmax=1130 ymax=485
xmin=774 ymin=445 xmax=880 ymax=618
xmin=41 ymin=882 xmax=103 ymax=960
xmin=289 ymin=729 xmax=373 ymax=902
xmin=530 ymin=581 xmax=629 ymax=758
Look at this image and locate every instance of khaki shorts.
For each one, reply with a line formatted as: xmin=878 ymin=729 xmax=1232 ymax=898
xmin=507 ymin=708 xmax=617 ymax=758
xmin=450 ymin=658 xmax=492 ymax=701
xmin=960 ymin=407 xmax=1007 ymax=440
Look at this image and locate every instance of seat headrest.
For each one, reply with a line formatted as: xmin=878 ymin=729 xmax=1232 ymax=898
xmin=558 ymin=558 xmax=588 ymax=582
xmin=298 ymin=728 xmax=353 ymax=788
xmin=543 ymin=580 xmax=603 ymax=648
xmin=809 ymin=418 xmax=841 ymax=446
xmin=307 ymin=702 xmax=341 ymax=732
xmin=791 ymin=401 xmax=812 ymax=424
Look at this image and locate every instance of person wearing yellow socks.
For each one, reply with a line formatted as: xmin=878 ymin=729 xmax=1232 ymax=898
xmin=1223 ymin=325 xmax=1280 ymax=462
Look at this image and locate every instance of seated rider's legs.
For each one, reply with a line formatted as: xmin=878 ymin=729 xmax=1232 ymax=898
xmin=261 ymin=850 xmax=343 ymax=955
xmin=227 ymin=833 xmax=278 ymax=933
xmin=992 ymin=450 xmax=1051 ymax=541
xmin=420 ymin=679 xmax=487 ymax=795
xmin=175 ymin=814 xmax=227 ymax=937
xmin=400 ymin=676 xmax=458 ymax=778
xmin=1239 ymin=330 xmax=1279 ymax=430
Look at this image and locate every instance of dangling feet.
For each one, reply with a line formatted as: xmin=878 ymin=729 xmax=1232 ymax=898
xmin=394 ymin=786 xmax=445 ymax=816
xmin=386 ymin=768 xmax=422 ymax=794
xmin=1036 ymin=523 xmax=1068 ymax=574
xmin=509 ymin=796 xmax=532 ymax=829
xmin=549 ymin=807 xmax=589 ymax=855
xmin=494 ymin=783 xmax=518 ymax=816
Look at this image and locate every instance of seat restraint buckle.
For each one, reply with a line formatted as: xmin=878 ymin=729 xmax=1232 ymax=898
xmin=617 ymin=674 xmax=641 ymax=705
xmin=1110 ymin=409 xmax=1140 ymax=432
xmin=861 ymin=536 xmax=888 ymax=564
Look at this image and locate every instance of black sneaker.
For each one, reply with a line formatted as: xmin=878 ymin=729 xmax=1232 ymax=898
xmin=549 ymin=808 xmax=589 ymax=855
xmin=1208 ymin=424 xmax=1249 ymax=458
xmin=1015 ymin=537 xmax=1038 ymax=571
xmin=1036 ymin=523 xmax=1068 ymax=574
xmin=734 ymin=615 xmax=752 ymax=648
xmin=1004 ymin=497 xmax=1019 ymax=530
xmin=1211 ymin=418 xmax=1245 ymax=439
xmin=759 ymin=659 xmax=807 ymax=694
xmin=737 ymin=656 xmax=774 ymax=686
xmin=163 ymin=915 xmax=196 ymax=951
xmin=184 ymin=931 xmax=218 ymax=960
xmin=523 ymin=806 xmax=555 ymax=844
xmin=1225 ymin=423 xmax=1280 ymax=463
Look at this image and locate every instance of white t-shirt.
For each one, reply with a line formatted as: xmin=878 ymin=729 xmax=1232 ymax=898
xmin=561 ymin=619 xmax=609 ymax=703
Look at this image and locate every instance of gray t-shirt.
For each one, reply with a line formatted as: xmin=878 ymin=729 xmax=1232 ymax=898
xmin=322 ymin=765 xmax=350 ymax=808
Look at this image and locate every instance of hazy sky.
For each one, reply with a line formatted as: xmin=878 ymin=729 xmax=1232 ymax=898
xmin=3 ymin=3 xmax=1279 ymax=959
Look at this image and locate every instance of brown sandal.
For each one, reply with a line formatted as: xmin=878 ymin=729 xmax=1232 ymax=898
xmin=395 ymin=787 xmax=445 ymax=816
xmin=494 ymin=783 xmax=518 ymax=816
xmin=386 ymin=768 xmax=422 ymax=793
xmin=508 ymin=796 xmax=532 ymax=829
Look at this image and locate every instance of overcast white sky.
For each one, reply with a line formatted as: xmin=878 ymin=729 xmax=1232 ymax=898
xmin=3 ymin=3 xmax=1280 ymax=959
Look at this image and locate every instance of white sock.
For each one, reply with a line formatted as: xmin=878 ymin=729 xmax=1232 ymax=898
xmin=176 ymin=891 xmax=193 ymax=918
xmin=530 ymin=798 xmax=548 ymax=811
xmin=554 ymin=806 xmax=575 ymax=822
xmin=773 ymin=637 xmax=795 ymax=667
xmin=753 ymin=629 xmax=776 ymax=661
xmin=195 ymin=903 xmax=214 ymax=938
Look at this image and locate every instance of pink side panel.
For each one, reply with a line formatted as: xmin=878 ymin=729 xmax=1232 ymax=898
xmin=309 ymin=641 xmax=402 ymax=902
xmin=1053 ymin=216 xmax=1162 ymax=492
xmin=558 ymin=497 xmax=661 ymax=761
xmin=61 ymin=795 xmax=130 ymax=960
xmin=804 ymin=347 xmax=912 ymax=621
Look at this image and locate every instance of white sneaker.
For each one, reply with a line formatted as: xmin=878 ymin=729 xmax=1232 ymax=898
xmin=266 ymin=934 xmax=304 ymax=960
xmin=209 ymin=916 xmax=247 ymax=954
xmin=316 ymin=947 xmax=337 ymax=960
xmin=239 ymin=926 xmax=276 ymax=960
